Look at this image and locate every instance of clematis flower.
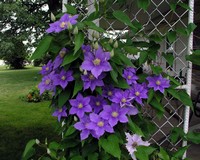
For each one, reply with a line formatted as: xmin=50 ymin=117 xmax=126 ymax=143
xmin=52 ymin=106 xmax=67 ymax=122
xmin=81 ymin=46 xmax=112 ymax=78
xmin=102 ymin=85 xmax=119 ymax=100
xmin=53 ymin=48 xmax=68 ymax=69
xmin=90 ymin=95 xmax=107 ymax=113
xmin=81 ymin=72 xmax=105 ymax=91
xmin=82 ymin=44 xmax=92 ymax=54
xmin=125 ymin=133 xmax=150 ymax=160
xmin=69 ymin=93 xmax=92 ymax=118
xmin=146 ymin=74 xmax=170 ymax=93
xmin=87 ymin=113 xmax=114 ymax=139
xmin=122 ymin=67 xmax=138 ymax=85
xmin=126 ymin=106 xmax=139 ymax=115
xmin=111 ymin=89 xmax=133 ymax=107
xmin=129 ymin=83 xmax=148 ymax=105
xmin=53 ymin=69 xmax=74 ymax=89
xmin=40 ymin=60 xmax=53 ymax=76
xmin=74 ymin=115 xmax=98 ymax=140
xmin=46 ymin=13 xmax=78 ymax=33
xmin=100 ymin=103 xmax=128 ymax=127
xmin=38 ymin=73 xmax=55 ymax=94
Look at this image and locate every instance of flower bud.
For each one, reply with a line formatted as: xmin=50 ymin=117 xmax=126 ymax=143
xmin=47 ymin=148 xmax=51 ymax=155
xmin=113 ymin=41 xmax=118 ymax=48
xmin=50 ymin=12 xmax=56 ymax=21
xmin=79 ymin=67 xmax=83 ymax=72
xmin=73 ymin=26 xmax=78 ymax=35
xmin=108 ymin=38 xmax=113 ymax=44
xmin=83 ymin=70 xmax=88 ymax=75
xmin=93 ymin=42 xmax=99 ymax=50
xmin=110 ymin=49 xmax=115 ymax=57
xmin=35 ymin=139 xmax=40 ymax=145
xmin=74 ymin=116 xmax=78 ymax=122
xmin=93 ymin=31 xmax=100 ymax=39
xmin=67 ymin=22 xmax=73 ymax=30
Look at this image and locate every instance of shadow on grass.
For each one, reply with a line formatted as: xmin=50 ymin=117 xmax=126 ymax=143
xmin=0 ymin=125 xmax=60 ymax=160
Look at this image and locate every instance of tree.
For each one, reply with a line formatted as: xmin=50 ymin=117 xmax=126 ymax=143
xmin=0 ymin=0 xmax=61 ymax=69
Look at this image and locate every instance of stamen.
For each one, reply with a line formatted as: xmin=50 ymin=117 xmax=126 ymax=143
xmin=61 ymin=76 xmax=66 ymax=80
xmin=156 ymin=80 xmax=161 ymax=85
xmin=60 ymin=22 xmax=66 ymax=28
xmin=78 ymin=103 xmax=83 ymax=108
xmin=121 ymin=98 xmax=126 ymax=103
xmin=97 ymin=121 xmax=104 ymax=127
xmin=135 ymin=91 xmax=140 ymax=96
xmin=45 ymin=79 xmax=51 ymax=85
xmin=93 ymin=58 xmax=101 ymax=66
xmin=96 ymin=101 xmax=100 ymax=106
xmin=112 ymin=111 xmax=119 ymax=118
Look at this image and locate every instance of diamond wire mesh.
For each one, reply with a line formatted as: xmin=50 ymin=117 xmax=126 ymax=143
xmin=67 ymin=0 xmax=190 ymax=150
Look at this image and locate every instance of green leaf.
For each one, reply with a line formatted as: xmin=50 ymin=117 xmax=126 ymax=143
xmin=113 ymin=10 xmax=137 ymax=31
xmin=95 ymin=87 xmax=102 ymax=95
xmin=72 ymin=80 xmax=83 ymax=98
xmin=84 ymin=21 xmax=105 ymax=32
xmin=135 ymin=146 xmax=156 ymax=160
xmin=65 ymin=125 xmax=76 ymax=137
xmin=110 ymin=70 xmax=118 ymax=83
xmin=22 ymin=139 xmax=36 ymax=160
xmin=65 ymin=4 xmax=77 ymax=15
xmin=88 ymin=153 xmax=98 ymax=160
xmin=128 ymin=117 xmax=144 ymax=136
xmin=150 ymin=65 xmax=163 ymax=75
xmin=137 ymin=0 xmax=150 ymax=11
xmin=49 ymin=142 xmax=60 ymax=151
xmin=31 ymin=36 xmax=53 ymax=60
xmin=114 ymin=77 xmax=129 ymax=89
xmin=71 ymin=155 xmax=82 ymax=160
xmin=147 ymin=89 xmax=154 ymax=104
xmin=58 ymin=89 xmax=71 ymax=107
xmin=170 ymin=2 xmax=177 ymax=12
xmin=186 ymin=131 xmax=200 ymax=144
xmin=74 ymin=32 xmax=84 ymax=54
xmin=166 ymin=89 xmax=193 ymax=108
xmin=173 ymin=146 xmax=188 ymax=159
xmin=99 ymin=134 xmax=121 ymax=159
xmin=186 ymin=50 xmax=200 ymax=66
xmin=187 ymin=23 xmax=197 ymax=34
xmin=170 ymin=127 xmax=185 ymax=144
xmin=139 ymin=51 xmax=148 ymax=65
xmin=177 ymin=2 xmax=191 ymax=10
xmin=62 ymin=50 xmax=81 ymax=66
xmin=158 ymin=147 xmax=170 ymax=160
xmin=124 ymin=46 xmax=139 ymax=55
xmin=163 ymin=52 xmax=174 ymax=66
xmin=150 ymin=98 xmax=165 ymax=118
xmin=167 ymin=31 xmax=177 ymax=44
xmin=116 ymin=51 xmax=133 ymax=66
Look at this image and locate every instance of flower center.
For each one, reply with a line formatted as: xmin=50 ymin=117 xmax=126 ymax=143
xmin=59 ymin=51 xmax=66 ymax=58
xmin=108 ymin=91 xmax=112 ymax=96
xmin=61 ymin=76 xmax=66 ymax=80
xmin=127 ymin=75 xmax=132 ymax=80
xmin=59 ymin=109 xmax=63 ymax=112
xmin=60 ymin=22 xmax=66 ymax=28
xmin=97 ymin=121 xmax=104 ymax=127
xmin=93 ymin=58 xmax=101 ymax=66
xmin=132 ymin=142 xmax=138 ymax=148
xmin=45 ymin=67 xmax=49 ymax=71
xmin=135 ymin=91 xmax=140 ymax=96
xmin=121 ymin=98 xmax=126 ymax=103
xmin=45 ymin=79 xmax=51 ymax=85
xmin=78 ymin=103 xmax=83 ymax=108
xmin=111 ymin=111 xmax=119 ymax=118
xmin=96 ymin=101 xmax=100 ymax=106
xmin=89 ymin=74 xmax=95 ymax=80
xmin=156 ymin=80 xmax=161 ymax=85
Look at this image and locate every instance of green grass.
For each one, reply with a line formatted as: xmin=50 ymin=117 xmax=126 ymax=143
xmin=0 ymin=66 xmax=59 ymax=160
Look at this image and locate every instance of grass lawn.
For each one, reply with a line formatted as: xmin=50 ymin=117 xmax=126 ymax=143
xmin=0 ymin=66 xmax=59 ymax=160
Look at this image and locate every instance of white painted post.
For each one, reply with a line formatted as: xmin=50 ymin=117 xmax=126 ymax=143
xmin=182 ymin=0 xmax=194 ymax=158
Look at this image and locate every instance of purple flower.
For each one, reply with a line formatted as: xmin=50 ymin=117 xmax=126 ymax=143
xmin=40 ymin=60 xmax=53 ymax=76
xmin=100 ymin=103 xmax=128 ymax=127
xmin=126 ymin=106 xmax=139 ymax=115
xmin=146 ymin=74 xmax=170 ymax=93
xmin=74 ymin=115 xmax=97 ymax=140
xmin=102 ymin=85 xmax=118 ymax=100
xmin=69 ymin=94 xmax=92 ymax=118
xmin=122 ymin=67 xmax=138 ymax=85
xmin=52 ymin=106 xmax=67 ymax=122
xmin=125 ymin=133 xmax=150 ymax=160
xmin=111 ymin=89 xmax=133 ymax=107
xmin=90 ymin=95 xmax=107 ymax=113
xmin=53 ymin=48 xmax=68 ymax=69
xmin=81 ymin=46 xmax=112 ymax=78
xmin=87 ymin=113 xmax=114 ymax=139
xmin=38 ymin=73 xmax=55 ymax=94
xmin=129 ymin=83 xmax=148 ymax=105
xmin=82 ymin=45 xmax=91 ymax=54
xmin=53 ymin=69 xmax=74 ymax=89
xmin=46 ymin=14 xmax=78 ymax=33
xmin=81 ymin=72 xmax=105 ymax=91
